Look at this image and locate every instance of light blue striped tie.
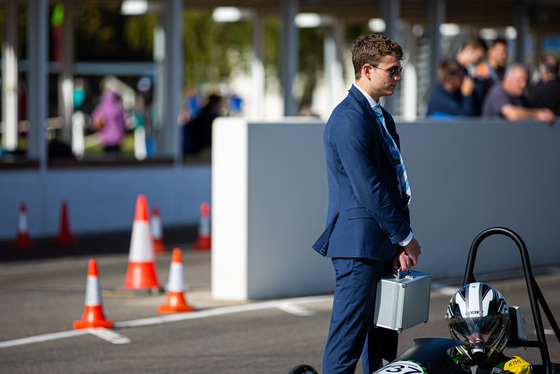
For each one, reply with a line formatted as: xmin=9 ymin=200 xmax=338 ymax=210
xmin=372 ymin=104 xmax=412 ymax=208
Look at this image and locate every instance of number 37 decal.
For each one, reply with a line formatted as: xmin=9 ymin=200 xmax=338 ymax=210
xmin=373 ymin=361 xmax=426 ymax=374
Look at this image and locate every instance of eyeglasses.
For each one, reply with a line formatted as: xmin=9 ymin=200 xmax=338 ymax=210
xmin=370 ymin=64 xmax=403 ymax=77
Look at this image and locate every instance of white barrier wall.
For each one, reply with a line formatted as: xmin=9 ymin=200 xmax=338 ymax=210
xmin=211 ymin=118 xmax=333 ymax=300
xmin=212 ymin=118 xmax=560 ymax=300
xmin=0 ymin=165 xmax=211 ymax=238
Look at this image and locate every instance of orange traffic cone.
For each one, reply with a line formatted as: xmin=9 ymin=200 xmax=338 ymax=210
xmin=123 ymin=195 xmax=162 ymax=290
xmin=11 ymin=202 xmax=34 ymax=249
xmin=158 ymin=248 xmax=195 ymax=313
xmin=151 ymin=206 xmax=167 ymax=254
xmin=193 ymin=202 xmax=211 ymax=251
xmin=53 ymin=200 xmax=77 ymax=245
xmin=74 ymin=259 xmax=113 ymax=329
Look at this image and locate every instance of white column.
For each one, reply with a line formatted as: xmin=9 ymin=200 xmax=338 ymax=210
xmin=250 ymin=13 xmax=265 ymax=120
xmin=402 ymin=23 xmax=418 ymax=121
xmin=324 ymin=18 xmax=345 ymax=112
xmin=28 ymin=0 xmax=49 ymax=169
xmin=2 ymin=0 xmax=18 ymax=152
xmin=280 ymin=0 xmax=299 ymax=116
xmin=402 ymin=63 xmax=418 ymax=121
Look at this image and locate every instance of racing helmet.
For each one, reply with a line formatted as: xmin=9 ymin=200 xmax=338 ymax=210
xmin=288 ymin=364 xmax=319 ymax=374
xmin=446 ymin=282 xmax=511 ymax=364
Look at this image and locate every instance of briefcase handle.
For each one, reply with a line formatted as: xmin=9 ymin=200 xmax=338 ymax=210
xmin=393 ymin=268 xmax=412 ymax=279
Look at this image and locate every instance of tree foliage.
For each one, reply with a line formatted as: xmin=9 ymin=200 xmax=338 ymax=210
xmin=122 ymin=13 xmax=158 ymax=55
xmin=121 ymin=8 xmax=255 ymax=89
xmin=75 ymin=3 xmax=151 ymax=61
xmin=182 ymin=10 xmax=252 ymax=88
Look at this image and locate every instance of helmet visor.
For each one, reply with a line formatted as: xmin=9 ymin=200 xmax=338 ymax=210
xmin=448 ymin=315 xmax=507 ymax=344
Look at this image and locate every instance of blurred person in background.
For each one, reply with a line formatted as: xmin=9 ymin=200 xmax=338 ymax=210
xmin=178 ymin=85 xmax=203 ymax=126
xmin=91 ymin=89 xmax=127 ymax=155
xmin=528 ymin=54 xmax=560 ymax=115
xmin=426 ymin=60 xmax=478 ymax=117
xmin=455 ymin=36 xmax=488 ymax=77
xmin=482 ymin=64 xmax=555 ymax=124
xmin=474 ymin=38 xmax=509 ymax=106
xmin=182 ymin=94 xmax=225 ymax=155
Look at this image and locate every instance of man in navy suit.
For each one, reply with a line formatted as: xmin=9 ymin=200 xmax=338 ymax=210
xmin=313 ymin=34 xmax=422 ymax=374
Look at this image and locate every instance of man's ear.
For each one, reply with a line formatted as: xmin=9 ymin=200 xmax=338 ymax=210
xmin=362 ymin=64 xmax=372 ymax=79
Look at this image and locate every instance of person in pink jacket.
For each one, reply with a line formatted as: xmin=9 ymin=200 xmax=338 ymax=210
xmin=91 ymin=90 xmax=127 ymax=154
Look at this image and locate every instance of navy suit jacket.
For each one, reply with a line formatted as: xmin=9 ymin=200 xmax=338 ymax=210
xmin=313 ymin=85 xmax=411 ymax=261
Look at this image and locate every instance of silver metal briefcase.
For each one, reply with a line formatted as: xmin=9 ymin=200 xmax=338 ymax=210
xmin=373 ymin=269 xmax=432 ymax=332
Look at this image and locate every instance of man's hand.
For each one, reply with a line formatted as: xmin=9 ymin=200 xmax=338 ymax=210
xmin=535 ymin=108 xmax=556 ymax=125
xmin=392 ymin=238 xmax=421 ymax=271
xmin=461 ymin=76 xmax=475 ymax=96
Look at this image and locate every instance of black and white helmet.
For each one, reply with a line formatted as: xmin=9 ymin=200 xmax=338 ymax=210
xmin=446 ymin=282 xmax=510 ymax=364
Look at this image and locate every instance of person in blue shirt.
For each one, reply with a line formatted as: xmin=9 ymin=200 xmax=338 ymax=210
xmin=426 ymin=60 xmax=478 ymax=118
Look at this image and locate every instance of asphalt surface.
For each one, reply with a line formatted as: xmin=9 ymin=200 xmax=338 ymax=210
xmin=1 ymin=227 xmax=559 ymax=374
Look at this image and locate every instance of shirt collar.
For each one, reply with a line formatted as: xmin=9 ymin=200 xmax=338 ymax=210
xmin=353 ymin=83 xmax=380 ymax=110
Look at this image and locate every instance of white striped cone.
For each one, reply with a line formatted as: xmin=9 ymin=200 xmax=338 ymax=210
xmin=193 ymin=202 xmax=211 ymax=250
xmin=74 ymin=259 xmax=113 ymax=329
xmin=12 ymin=202 xmax=35 ymax=249
xmin=158 ymin=248 xmax=194 ymax=313
xmin=11 ymin=202 xmax=34 ymax=249
xmin=151 ymin=206 xmax=166 ymax=253
xmin=167 ymin=261 xmax=185 ymax=293
xmin=123 ymin=195 xmax=161 ymax=289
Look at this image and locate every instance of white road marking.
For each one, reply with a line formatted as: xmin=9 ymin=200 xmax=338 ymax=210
xmin=87 ymin=328 xmax=131 ymax=344
xmin=0 ymin=295 xmax=332 ymax=349
xmin=0 ymin=330 xmax=88 ymax=348
xmin=115 ymin=295 xmax=330 ymax=328
xmin=275 ymin=301 xmax=316 ymax=316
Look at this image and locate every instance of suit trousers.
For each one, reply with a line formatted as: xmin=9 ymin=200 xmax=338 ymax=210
xmin=322 ymin=258 xmax=398 ymax=374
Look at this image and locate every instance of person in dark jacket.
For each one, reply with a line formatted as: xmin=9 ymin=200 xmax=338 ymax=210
xmin=183 ymin=94 xmax=224 ymax=155
xmin=528 ymin=54 xmax=560 ymax=115
xmin=427 ymin=60 xmax=478 ymax=117
xmin=313 ymin=34 xmax=421 ymax=374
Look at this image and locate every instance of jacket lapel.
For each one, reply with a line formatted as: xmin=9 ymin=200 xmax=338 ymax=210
xmin=348 ymin=86 xmax=395 ymax=164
